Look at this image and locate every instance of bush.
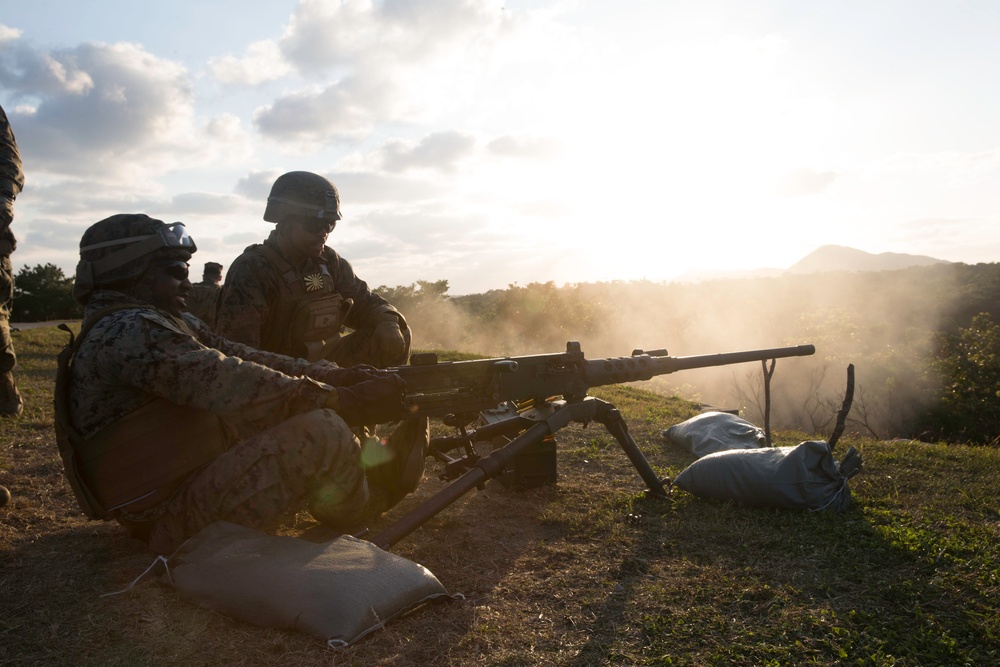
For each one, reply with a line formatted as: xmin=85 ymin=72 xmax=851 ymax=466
xmin=12 ymin=263 xmax=82 ymax=321
xmin=919 ymin=312 xmax=1000 ymax=445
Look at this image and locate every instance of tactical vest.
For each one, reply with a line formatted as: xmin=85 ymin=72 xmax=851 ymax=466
xmin=54 ymin=308 xmax=231 ymax=520
xmin=256 ymin=244 xmax=353 ymax=361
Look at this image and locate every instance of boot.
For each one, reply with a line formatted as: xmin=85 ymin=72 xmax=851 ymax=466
xmin=0 ymin=371 xmax=22 ymax=417
xmin=363 ymin=416 xmax=428 ymax=506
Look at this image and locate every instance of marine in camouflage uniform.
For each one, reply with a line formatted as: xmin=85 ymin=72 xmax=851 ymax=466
xmin=183 ymin=261 xmax=222 ymax=326
xmin=215 ymin=171 xmax=410 ymax=368
xmin=0 ymin=104 xmax=24 ymax=417
xmin=62 ymin=214 xmax=418 ymax=554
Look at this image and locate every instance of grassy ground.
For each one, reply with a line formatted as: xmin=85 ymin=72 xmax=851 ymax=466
xmin=1 ymin=326 xmax=998 ymax=666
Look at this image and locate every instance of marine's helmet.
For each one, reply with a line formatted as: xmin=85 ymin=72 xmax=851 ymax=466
xmin=73 ymin=213 xmax=196 ymax=303
xmin=262 ymin=171 xmax=342 ymax=225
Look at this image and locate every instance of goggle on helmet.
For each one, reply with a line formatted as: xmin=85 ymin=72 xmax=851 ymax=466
xmin=80 ymin=222 xmax=197 ymax=280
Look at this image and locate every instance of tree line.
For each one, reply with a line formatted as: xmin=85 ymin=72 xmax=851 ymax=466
xmin=12 ymin=262 xmax=1000 ymax=446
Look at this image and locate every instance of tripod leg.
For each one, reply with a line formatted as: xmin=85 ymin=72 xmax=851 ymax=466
xmin=594 ymin=400 xmax=670 ymax=499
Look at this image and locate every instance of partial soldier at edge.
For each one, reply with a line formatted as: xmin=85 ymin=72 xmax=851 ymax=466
xmin=0 ymin=103 xmax=25 ymax=417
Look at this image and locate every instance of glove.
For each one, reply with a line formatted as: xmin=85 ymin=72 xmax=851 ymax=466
xmin=372 ymin=313 xmax=408 ymax=367
xmin=325 ymin=373 xmax=405 ymax=426
xmin=322 ymin=364 xmax=386 ymax=387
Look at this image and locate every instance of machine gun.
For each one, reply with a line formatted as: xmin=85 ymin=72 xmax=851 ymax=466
xmin=370 ymin=341 xmax=815 ymax=549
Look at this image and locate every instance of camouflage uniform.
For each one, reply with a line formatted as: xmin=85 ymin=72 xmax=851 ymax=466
xmin=185 ymin=280 xmax=221 ymax=326
xmin=71 ymin=289 xmax=372 ymax=554
xmin=0 ymin=104 xmax=24 ymax=415
xmin=216 ymin=230 xmax=407 ymax=367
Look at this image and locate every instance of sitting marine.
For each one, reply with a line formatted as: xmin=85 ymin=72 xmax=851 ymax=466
xmin=54 ymin=213 xmax=423 ymax=554
xmin=215 ymin=171 xmax=409 ymax=368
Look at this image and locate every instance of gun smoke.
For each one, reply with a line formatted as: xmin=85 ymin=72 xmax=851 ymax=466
xmin=393 ymin=263 xmax=990 ymax=440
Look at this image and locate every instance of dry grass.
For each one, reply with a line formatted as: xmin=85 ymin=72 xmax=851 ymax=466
xmin=2 ymin=326 xmax=999 ymax=666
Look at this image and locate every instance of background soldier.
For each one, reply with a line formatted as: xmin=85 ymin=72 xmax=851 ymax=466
xmin=0 ymin=104 xmax=24 ymax=417
xmin=184 ymin=260 xmax=223 ymax=326
xmin=59 ymin=214 xmax=421 ymax=554
xmin=215 ymin=171 xmax=410 ymax=368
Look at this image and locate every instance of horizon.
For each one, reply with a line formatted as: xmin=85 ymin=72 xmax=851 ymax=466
xmin=2 ymin=1 xmax=999 ymax=294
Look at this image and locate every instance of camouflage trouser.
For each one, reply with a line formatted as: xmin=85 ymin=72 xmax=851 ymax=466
xmin=144 ymin=408 xmax=369 ymax=555
xmin=0 ymin=254 xmax=14 ymax=374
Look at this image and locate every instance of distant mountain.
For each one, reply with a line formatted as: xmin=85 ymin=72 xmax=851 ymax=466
xmin=674 ymin=245 xmax=950 ymax=283
xmin=787 ymin=245 xmax=950 ymax=274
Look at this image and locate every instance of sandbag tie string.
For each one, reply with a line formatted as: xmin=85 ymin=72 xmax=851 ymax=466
xmin=810 ymin=446 xmax=862 ymax=513
xmin=100 ymin=555 xmax=172 ymax=597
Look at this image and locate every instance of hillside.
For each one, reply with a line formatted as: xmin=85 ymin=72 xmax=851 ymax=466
xmin=787 ymin=245 xmax=949 ymax=274
xmin=675 ymin=244 xmax=949 ymax=282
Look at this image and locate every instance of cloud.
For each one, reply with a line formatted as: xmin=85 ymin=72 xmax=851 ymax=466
xmin=205 ymin=113 xmax=248 ymax=143
xmin=278 ymin=0 xmax=504 ymax=73
xmin=278 ymin=0 xmax=378 ymax=72
xmin=896 ymin=217 xmax=1000 ymax=264
xmin=17 ymin=218 xmax=86 ymax=254
xmin=772 ymin=167 xmax=838 ymax=197
xmin=487 ymin=134 xmax=562 ymax=160
xmin=875 ymin=149 xmax=1000 ymax=188
xmin=227 ymin=0 xmax=524 ymax=145
xmin=234 ymin=169 xmax=283 ymax=200
xmin=331 ymin=171 xmax=445 ymax=205
xmin=252 ymin=74 xmax=396 ymax=142
xmin=0 ymin=23 xmax=22 ymax=43
xmin=160 ymin=192 xmax=243 ymax=216
xmin=0 ymin=38 xmax=195 ymax=178
xmin=208 ymin=40 xmax=292 ymax=85
xmin=379 ymin=131 xmax=476 ymax=173
xmin=20 ymin=178 xmax=164 ymax=216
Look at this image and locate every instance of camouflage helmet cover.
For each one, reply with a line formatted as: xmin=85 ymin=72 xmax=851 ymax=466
xmin=73 ymin=213 xmax=196 ymax=303
xmin=263 ymin=171 xmax=342 ymax=224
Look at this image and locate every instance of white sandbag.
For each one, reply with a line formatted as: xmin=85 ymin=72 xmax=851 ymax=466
xmin=169 ymin=521 xmax=456 ymax=647
xmin=673 ymin=441 xmax=862 ymax=512
xmin=662 ymin=411 xmax=766 ymax=458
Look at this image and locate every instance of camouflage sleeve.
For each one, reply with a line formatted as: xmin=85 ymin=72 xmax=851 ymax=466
xmin=214 ymin=248 xmax=274 ymax=347
xmin=0 ymin=106 xmax=24 ymax=237
xmin=0 ymin=105 xmax=23 ymax=200
xmin=104 ymin=312 xmax=332 ymax=427
xmin=183 ymin=313 xmax=343 ymax=381
xmin=326 ymin=248 xmax=403 ymax=330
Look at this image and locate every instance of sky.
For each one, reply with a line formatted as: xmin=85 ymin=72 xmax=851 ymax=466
xmin=1 ymin=0 xmax=999 ymax=295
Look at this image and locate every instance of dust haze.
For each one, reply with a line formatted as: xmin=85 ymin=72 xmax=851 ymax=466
xmin=399 ymin=264 xmax=987 ymax=439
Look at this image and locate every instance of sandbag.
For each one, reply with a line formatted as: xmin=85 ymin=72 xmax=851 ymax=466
xmin=663 ymin=411 xmax=766 ymax=458
xmin=672 ymin=441 xmax=862 ymax=512
xmin=169 ymin=521 xmax=456 ymax=647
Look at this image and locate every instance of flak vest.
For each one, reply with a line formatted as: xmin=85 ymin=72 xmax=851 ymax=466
xmin=255 ymin=244 xmax=353 ymax=362
xmin=54 ymin=307 xmax=231 ymax=520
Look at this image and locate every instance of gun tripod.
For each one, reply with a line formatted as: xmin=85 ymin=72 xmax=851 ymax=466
xmin=370 ymin=396 xmax=671 ymax=550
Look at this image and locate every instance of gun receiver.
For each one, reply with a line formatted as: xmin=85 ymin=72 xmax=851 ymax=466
xmin=372 ymin=341 xmax=815 ymax=549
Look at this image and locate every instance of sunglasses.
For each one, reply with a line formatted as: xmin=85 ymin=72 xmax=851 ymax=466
xmin=298 ymin=217 xmax=337 ymax=234
xmin=157 ymin=261 xmax=190 ymax=281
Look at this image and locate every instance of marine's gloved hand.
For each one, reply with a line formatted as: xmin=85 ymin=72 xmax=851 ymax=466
xmin=324 ymin=373 xmax=406 ymax=426
xmin=322 ymin=363 xmax=386 ymax=387
xmin=373 ymin=312 xmax=407 ymax=367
